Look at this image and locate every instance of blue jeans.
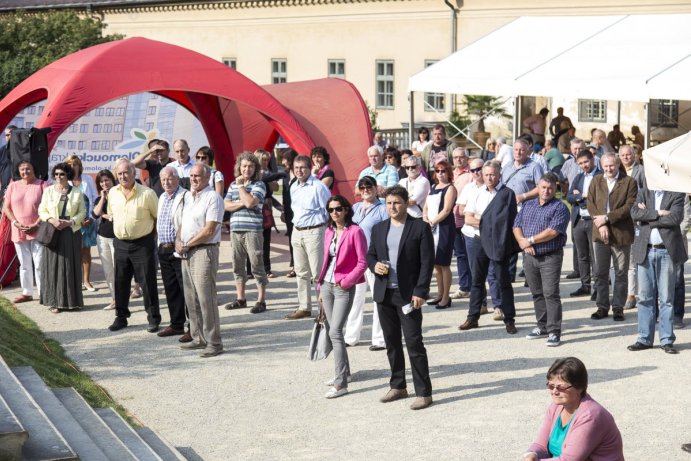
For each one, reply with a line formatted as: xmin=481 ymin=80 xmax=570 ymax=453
xmin=454 ymin=228 xmax=471 ymax=292
xmin=464 ymin=235 xmax=501 ymax=308
xmin=637 ymin=248 xmax=676 ymax=346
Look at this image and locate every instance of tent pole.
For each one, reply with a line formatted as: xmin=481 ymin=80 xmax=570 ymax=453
xmin=645 ymin=101 xmax=651 ymax=148
xmin=513 ymin=95 xmax=521 ymax=141
xmin=409 ymin=91 xmax=415 ymax=148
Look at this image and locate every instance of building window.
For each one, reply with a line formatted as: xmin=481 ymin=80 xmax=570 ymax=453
xmin=271 ymin=59 xmax=287 ymax=84
xmin=66 ymin=141 xmax=74 ymax=149
xmin=70 ymin=124 xmax=78 ymax=133
xmin=37 ymin=106 xmax=44 ymax=115
xmin=100 ymin=141 xmax=109 ymax=150
xmin=147 ymin=106 xmax=157 ymax=115
xmin=116 ymin=108 xmax=125 ymax=116
xmin=650 ymin=99 xmax=679 ymax=127
xmin=104 ymin=124 xmax=112 ymax=133
xmin=578 ymin=99 xmax=607 ymax=123
xmin=58 ymin=140 xmax=66 ymax=148
xmin=222 ymin=57 xmax=237 ymax=69
xmin=93 ymin=124 xmax=101 ymax=133
xmin=106 ymin=108 xmax=115 ymax=116
xmin=78 ymin=141 xmax=85 ymax=149
xmin=26 ymin=106 xmax=36 ymax=115
xmin=95 ymin=108 xmax=104 ymax=116
xmin=423 ymin=60 xmax=445 ymax=112
xmin=80 ymin=124 xmax=88 ymax=133
xmin=114 ymin=124 xmax=123 ymax=133
xmin=145 ymin=122 xmax=154 ymax=131
xmin=25 ymin=122 xmax=33 ymax=128
xmin=328 ymin=60 xmax=345 ymax=79
xmin=375 ymin=60 xmax=394 ymax=109
xmin=91 ymin=141 xmax=99 ymax=150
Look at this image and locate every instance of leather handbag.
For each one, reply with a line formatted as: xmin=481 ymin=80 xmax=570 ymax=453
xmin=307 ymin=301 xmax=332 ymax=361
xmin=35 ymin=221 xmax=57 ymax=248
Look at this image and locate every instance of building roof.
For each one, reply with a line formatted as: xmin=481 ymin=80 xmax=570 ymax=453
xmin=0 ymin=0 xmax=179 ymax=10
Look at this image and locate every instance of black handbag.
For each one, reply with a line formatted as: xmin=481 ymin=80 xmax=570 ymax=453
xmin=307 ymin=301 xmax=332 ymax=361
xmin=36 ymin=187 xmax=71 ymax=249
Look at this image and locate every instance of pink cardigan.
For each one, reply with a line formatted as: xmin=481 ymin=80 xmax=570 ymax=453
xmin=316 ymin=224 xmax=367 ymax=291
xmin=528 ymin=394 xmax=624 ymax=461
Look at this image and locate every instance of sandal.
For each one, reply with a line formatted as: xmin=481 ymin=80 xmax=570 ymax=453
xmin=224 ymin=299 xmax=247 ymax=310
xmin=287 ymin=270 xmax=296 ymax=278
xmin=49 ymin=307 xmax=61 ymax=314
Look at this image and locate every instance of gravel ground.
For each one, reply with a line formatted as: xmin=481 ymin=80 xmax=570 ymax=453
xmin=4 ymin=229 xmax=691 ymax=461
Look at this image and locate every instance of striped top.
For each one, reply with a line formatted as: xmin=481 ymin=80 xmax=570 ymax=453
xmin=225 ymin=180 xmax=266 ymax=232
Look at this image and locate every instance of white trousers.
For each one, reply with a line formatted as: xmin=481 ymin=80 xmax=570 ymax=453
xmin=14 ymin=240 xmax=43 ymax=296
xmin=96 ymin=235 xmax=116 ymax=298
xmin=344 ymin=269 xmax=385 ymax=347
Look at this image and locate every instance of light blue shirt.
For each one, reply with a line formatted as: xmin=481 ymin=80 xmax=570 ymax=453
xmin=502 ymin=158 xmax=544 ymax=197
xmin=358 ymin=164 xmax=399 ymax=188
xmin=352 ymin=201 xmax=389 ymax=247
xmin=290 ymin=175 xmax=331 ymax=228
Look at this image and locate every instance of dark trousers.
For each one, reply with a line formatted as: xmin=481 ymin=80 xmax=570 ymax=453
xmin=573 ymin=218 xmax=597 ymax=289
xmin=158 ymin=246 xmax=187 ymax=329
xmin=570 ymin=223 xmax=580 ymax=277
xmin=674 ymin=263 xmax=685 ymax=320
xmin=263 ymin=227 xmax=272 ymax=273
xmin=114 ymin=233 xmax=161 ymax=325
xmin=468 ymin=243 xmax=515 ymax=322
xmin=453 ymin=228 xmax=471 ymax=292
xmin=377 ymin=288 xmax=432 ymax=397
xmin=524 ymin=250 xmax=564 ymax=335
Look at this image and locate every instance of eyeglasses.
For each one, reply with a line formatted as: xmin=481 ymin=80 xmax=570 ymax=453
xmin=359 ymin=185 xmax=373 ymax=191
xmin=434 ymin=169 xmax=447 ymax=174
xmin=54 ymin=172 xmax=66 ymax=177
xmin=470 ymin=167 xmax=483 ymax=173
xmin=196 ymin=155 xmax=207 ymax=160
xmin=327 ymin=206 xmax=345 ymax=213
xmin=546 ymin=383 xmax=573 ymax=392
xmin=404 ymin=166 xmax=418 ymax=170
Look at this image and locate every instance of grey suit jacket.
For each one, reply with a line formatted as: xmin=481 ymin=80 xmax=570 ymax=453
xmin=630 ymin=188 xmax=688 ymax=266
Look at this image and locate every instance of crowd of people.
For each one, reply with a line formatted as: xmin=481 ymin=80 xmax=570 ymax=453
xmin=1 ymin=114 xmax=690 ymax=455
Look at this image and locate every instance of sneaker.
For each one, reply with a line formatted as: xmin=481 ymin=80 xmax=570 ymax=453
xmin=493 ymin=308 xmax=504 ymax=321
xmin=324 ymin=376 xmax=353 ymax=386
xmin=526 ymin=327 xmax=546 ymax=339
xmin=546 ymin=334 xmax=561 ymax=347
xmin=451 ymin=290 xmax=470 ymax=299
xmin=325 ymin=387 xmax=348 ymax=399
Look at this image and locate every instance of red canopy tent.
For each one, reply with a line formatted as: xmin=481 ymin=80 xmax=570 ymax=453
xmin=0 ymin=37 xmax=371 ymax=197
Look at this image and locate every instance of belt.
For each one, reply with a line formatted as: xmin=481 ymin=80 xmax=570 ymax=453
xmin=191 ymin=242 xmax=219 ymax=249
xmin=295 ymin=223 xmax=325 ymax=231
xmin=648 ymin=244 xmax=666 ymax=250
xmin=159 ymin=243 xmax=175 ymax=250
xmin=579 ymin=216 xmax=592 ymax=221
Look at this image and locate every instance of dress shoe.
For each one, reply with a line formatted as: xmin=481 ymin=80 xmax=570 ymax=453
xmin=426 ymin=298 xmax=442 ymax=306
xmin=458 ymin=319 xmax=479 ymax=331
xmin=157 ymin=326 xmax=184 ymax=337
xmin=435 ymin=300 xmax=451 ymax=310
xmin=380 ymin=388 xmax=408 ymax=403
xmin=565 ymin=271 xmax=580 ymax=279
xmin=369 ymin=345 xmax=385 ymax=351
xmin=570 ymin=286 xmax=590 ymax=297
xmin=661 ymin=344 xmax=678 ymax=354
xmin=103 ymin=301 xmax=116 ymax=310
xmin=627 ymin=341 xmax=652 ymax=351
xmin=181 ymin=341 xmax=207 ymax=350
xmin=612 ymin=308 xmax=625 ymax=322
xmin=505 ymin=321 xmax=517 ymax=335
xmin=146 ymin=323 xmax=160 ymax=333
xmin=178 ymin=332 xmax=193 ymax=343
xmin=518 ymin=269 xmax=525 ymax=278
xmin=590 ymin=308 xmax=608 ymax=320
xmin=682 ymin=443 xmax=691 ymax=453
xmin=199 ymin=348 xmax=223 ymax=358
xmin=409 ymin=396 xmax=433 ymax=410
xmin=108 ymin=318 xmax=128 ymax=332
xmin=82 ymin=283 xmax=97 ymax=292
xmin=285 ymin=309 xmax=311 ymax=320
xmin=286 ymin=270 xmax=296 ymax=278
xmin=13 ymin=294 xmax=33 ymax=303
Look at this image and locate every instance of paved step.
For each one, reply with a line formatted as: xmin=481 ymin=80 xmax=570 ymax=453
xmin=95 ymin=408 xmax=163 ymax=461
xmin=53 ymin=388 xmax=137 ymax=461
xmin=0 ymin=393 xmax=28 ymax=461
xmin=0 ymin=357 xmax=77 ymax=461
xmin=13 ymin=367 xmax=109 ymax=461
xmin=135 ymin=427 xmax=187 ymax=461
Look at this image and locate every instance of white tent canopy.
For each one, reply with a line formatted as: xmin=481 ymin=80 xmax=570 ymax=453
xmin=643 ymin=133 xmax=691 ymax=194
xmin=409 ymin=14 xmax=691 ymax=102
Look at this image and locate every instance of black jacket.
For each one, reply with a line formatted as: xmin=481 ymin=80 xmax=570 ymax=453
xmin=479 ymin=184 xmax=520 ymax=261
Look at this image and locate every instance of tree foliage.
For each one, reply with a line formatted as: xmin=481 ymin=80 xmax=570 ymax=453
xmin=0 ymin=10 xmax=122 ymax=97
xmin=462 ymin=95 xmax=510 ymax=132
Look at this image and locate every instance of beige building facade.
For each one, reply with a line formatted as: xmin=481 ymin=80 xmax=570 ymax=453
xmin=4 ymin=0 xmax=691 ymax=144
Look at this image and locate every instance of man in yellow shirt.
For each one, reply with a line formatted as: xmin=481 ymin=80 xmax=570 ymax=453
xmin=107 ymin=157 xmax=161 ymax=332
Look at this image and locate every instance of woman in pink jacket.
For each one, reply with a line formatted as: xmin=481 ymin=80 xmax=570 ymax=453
xmin=317 ymin=195 xmax=368 ymax=399
xmin=522 ymin=357 xmax=624 ymax=461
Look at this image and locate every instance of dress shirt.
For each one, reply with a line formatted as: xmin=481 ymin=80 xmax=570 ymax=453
xmin=358 ymin=164 xmax=399 ymax=188
xmin=460 ymin=181 xmax=482 ymax=238
xmin=605 ymin=172 xmax=619 ymax=213
xmin=579 ymin=170 xmax=597 ymax=217
xmin=649 ymin=190 xmax=664 ymax=245
xmin=108 ymin=182 xmax=158 ymax=240
xmin=180 ymin=185 xmax=224 ymax=244
xmin=170 ymin=159 xmax=195 ymax=178
xmin=464 ymin=183 xmax=502 ymax=238
xmin=399 ymin=175 xmax=430 ymax=218
xmin=157 ymin=187 xmax=180 ymax=244
xmin=453 ymin=167 xmax=472 ymax=227
xmin=290 ymin=175 xmax=331 ymax=228
xmin=513 ymin=197 xmax=570 ymax=256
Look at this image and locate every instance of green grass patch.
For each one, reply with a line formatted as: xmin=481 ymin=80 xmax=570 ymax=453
xmin=0 ymin=297 xmax=136 ymax=425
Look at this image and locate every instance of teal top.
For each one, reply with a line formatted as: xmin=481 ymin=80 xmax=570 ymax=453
xmin=548 ymin=410 xmax=576 ymax=456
